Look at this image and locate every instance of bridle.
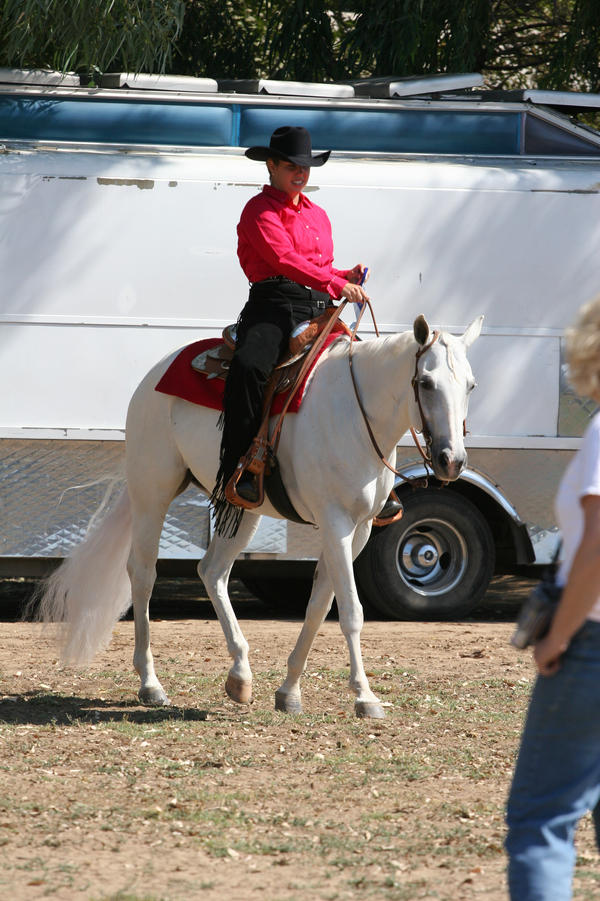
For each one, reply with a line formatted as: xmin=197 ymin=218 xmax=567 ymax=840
xmin=409 ymin=330 xmax=440 ymax=469
xmin=269 ymin=296 xmax=457 ymax=488
xmin=348 ymin=300 xmax=441 ymax=483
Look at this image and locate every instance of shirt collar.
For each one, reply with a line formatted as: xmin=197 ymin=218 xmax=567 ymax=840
xmin=262 ymin=184 xmax=311 ymax=209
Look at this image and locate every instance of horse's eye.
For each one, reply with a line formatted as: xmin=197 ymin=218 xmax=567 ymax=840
xmin=468 ymin=380 xmax=477 ymax=393
xmin=420 ymin=376 xmax=434 ymax=391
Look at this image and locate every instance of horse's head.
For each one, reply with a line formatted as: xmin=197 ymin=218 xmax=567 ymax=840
xmin=412 ymin=314 xmax=483 ymax=481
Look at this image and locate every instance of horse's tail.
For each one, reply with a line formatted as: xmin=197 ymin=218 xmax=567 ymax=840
xmin=30 ymin=487 xmax=133 ymax=666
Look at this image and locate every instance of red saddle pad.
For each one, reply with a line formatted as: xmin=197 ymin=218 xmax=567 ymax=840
xmin=155 ymin=331 xmax=346 ymax=415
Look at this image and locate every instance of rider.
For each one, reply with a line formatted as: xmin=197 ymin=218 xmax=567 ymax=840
xmin=211 ymin=125 xmax=398 ymax=535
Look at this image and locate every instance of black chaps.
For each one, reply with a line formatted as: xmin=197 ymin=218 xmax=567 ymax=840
xmin=218 ymin=278 xmax=333 ymax=488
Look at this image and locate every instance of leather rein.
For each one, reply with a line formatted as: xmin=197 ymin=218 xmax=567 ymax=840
xmin=348 ymin=300 xmax=439 ymax=483
xmin=269 ymin=296 xmax=446 ymax=487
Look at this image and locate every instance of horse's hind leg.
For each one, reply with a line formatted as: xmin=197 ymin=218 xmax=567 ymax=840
xmin=128 ymin=492 xmax=176 ymax=705
xmin=126 ymin=426 xmax=187 ymax=705
xmin=198 ymin=512 xmax=261 ymax=704
xmin=127 ymin=484 xmax=180 ymax=706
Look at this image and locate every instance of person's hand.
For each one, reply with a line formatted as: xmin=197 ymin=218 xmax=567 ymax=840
xmin=533 ymin=631 xmax=569 ymax=676
xmin=348 ymin=263 xmax=369 ymax=285
xmin=341 ymin=282 xmax=369 ymax=305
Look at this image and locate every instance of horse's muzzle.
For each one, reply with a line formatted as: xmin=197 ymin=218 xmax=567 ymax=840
xmin=435 ymin=447 xmax=467 ymax=481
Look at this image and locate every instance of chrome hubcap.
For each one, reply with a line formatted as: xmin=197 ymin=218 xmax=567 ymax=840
xmin=396 ymin=518 xmax=468 ymax=597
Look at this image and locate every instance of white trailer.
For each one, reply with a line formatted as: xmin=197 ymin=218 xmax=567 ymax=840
xmin=0 ymin=69 xmax=598 ymax=616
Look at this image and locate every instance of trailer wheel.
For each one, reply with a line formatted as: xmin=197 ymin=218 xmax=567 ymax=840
xmin=354 ymin=489 xmax=495 ymax=619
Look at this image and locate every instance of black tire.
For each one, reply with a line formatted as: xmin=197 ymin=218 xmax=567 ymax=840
xmin=354 ymin=488 xmax=495 ymax=619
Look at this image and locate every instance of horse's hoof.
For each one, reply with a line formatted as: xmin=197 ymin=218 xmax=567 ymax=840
xmin=225 ymin=674 xmax=253 ymax=704
xmin=138 ymin=686 xmax=171 ymax=706
xmin=355 ymin=701 xmax=385 ymax=719
xmin=275 ymin=690 xmax=302 ymax=714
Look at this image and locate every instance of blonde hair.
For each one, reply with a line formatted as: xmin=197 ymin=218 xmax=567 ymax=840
xmin=565 ymin=295 xmax=600 ymax=399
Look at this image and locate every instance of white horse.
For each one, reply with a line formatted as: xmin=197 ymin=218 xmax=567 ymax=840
xmin=36 ymin=313 xmax=483 ymax=719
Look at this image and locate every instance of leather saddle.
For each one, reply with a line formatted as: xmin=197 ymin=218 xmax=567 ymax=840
xmin=197 ymin=305 xmax=350 ymax=512
xmin=191 ymin=307 xmax=343 ymax=395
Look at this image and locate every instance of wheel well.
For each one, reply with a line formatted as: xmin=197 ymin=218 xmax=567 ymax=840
xmin=395 ymin=478 xmax=533 ymax=571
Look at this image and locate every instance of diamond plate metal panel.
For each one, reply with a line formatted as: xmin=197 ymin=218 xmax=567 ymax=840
xmin=209 ymin=508 xmax=287 ymax=554
xmin=559 ymin=339 xmax=599 ymax=437
xmin=0 ymin=439 xmax=576 ymax=564
xmin=0 ymin=439 xmax=291 ymax=558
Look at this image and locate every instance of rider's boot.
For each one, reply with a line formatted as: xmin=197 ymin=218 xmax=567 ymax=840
xmin=224 ymin=434 xmax=269 ymax=509
xmin=235 ymin=471 xmax=261 ymax=504
xmin=373 ymin=490 xmax=404 ymax=526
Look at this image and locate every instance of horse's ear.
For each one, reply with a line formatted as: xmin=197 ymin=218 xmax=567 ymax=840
xmin=462 ymin=315 xmax=484 ymax=348
xmin=413 ymin=314 xmax=430 ymax=346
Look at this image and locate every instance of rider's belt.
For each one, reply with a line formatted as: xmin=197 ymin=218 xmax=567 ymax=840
xmin=252 ymin=277 xmax=331 ymax=309
xmin=255 ymin=276 xmax=312 ymax=290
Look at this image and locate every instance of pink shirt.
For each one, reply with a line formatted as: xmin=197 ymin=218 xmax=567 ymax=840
xmin=237 ymin=185 xmax=350 ymax=299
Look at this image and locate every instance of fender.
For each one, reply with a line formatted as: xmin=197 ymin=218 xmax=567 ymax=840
xmin=393 ymin=463 xmax=536 ymax=567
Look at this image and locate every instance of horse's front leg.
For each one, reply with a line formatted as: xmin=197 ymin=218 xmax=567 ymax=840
xmin=321 ymin=515 xmax=384 ymax=719
xmin=275 ymin=559 xmax=334 ymax=714
xmin=198 ymin=512 xmax=261 ymax=704
xmin=275 ymin=520 xmax=373 ymax=715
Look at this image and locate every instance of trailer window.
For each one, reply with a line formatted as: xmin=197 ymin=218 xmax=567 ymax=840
xmin=1 ymin=92 xmax=598 ymax=157
xmin=524 ymin=113 xmax=600 ymax=156
xmin=0 ymin=96 xmax=234 ymax=146
xmin=239 ymin=106 xmax=522 ymax=155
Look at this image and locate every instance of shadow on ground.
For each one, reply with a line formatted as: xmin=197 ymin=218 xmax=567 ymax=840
xmin=0 ymin=691 xmax=212 ymax=727
xmin=0 ymin=573 xmax=535 ymax=624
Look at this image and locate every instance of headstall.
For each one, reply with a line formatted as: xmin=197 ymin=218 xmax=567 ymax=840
xmin=348 ymin=301 xmax=440 ymax=485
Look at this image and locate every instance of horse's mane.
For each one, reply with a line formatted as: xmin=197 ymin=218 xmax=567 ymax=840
xmin=334 ymin=329 xmax=414 ymax=359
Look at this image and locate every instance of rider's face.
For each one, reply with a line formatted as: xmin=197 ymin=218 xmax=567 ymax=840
xmin=267 ymin=159 xmax=310 ymax=201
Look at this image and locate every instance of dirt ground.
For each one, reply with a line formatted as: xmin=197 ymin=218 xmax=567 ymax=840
xmin=0 ymin=576 xmax=598 ymax=901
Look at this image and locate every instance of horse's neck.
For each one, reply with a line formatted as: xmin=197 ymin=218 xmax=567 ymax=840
xmin=350 ymin=331 xmax=417 ymax=453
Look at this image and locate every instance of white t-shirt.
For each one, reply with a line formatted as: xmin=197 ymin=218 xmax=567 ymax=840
xmin=555 ymin=412 xmax=600 ymax=622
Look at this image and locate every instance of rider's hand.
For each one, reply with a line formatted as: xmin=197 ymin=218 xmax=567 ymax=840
xmin=341 ymin=282 xmax=369 ymax=305
xmin=348 ymin=263 xmax=369 ymax=285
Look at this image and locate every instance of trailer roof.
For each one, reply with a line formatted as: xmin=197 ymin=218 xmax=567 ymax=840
xmin=1 ymin=69 xmax=599 ymax=158
xmin=348 ymin=73 xmax=484 ymax=98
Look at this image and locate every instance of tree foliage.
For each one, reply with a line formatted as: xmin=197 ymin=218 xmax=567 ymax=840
xmin=481 ymin=1 xmax=600 ymax=91
xmin=174 ymin=0 xmax=264 ymax=79
xmin=337 ymin=1 xmax=494 ymax=79
xmin=0 ymin=0 xmax=185 ymax=76
xmin=0 ymin=0 xmax=599 ymax=92
xmin=260 ymin=0 xmax=346 ymax=82
xmin=172 ymin=0 xmax=600 ymax=91
xmin=542 ymin=0 xmax=600 ymax=90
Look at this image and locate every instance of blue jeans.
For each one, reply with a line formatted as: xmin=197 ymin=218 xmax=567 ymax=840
xmin=505 ymin=620 xmax=600 ymax=900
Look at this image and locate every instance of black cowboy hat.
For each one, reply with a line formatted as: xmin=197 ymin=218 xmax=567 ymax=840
xmin=245 ymin=126 xmax=330 ymax=167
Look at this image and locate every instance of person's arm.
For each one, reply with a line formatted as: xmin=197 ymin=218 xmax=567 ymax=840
xmin=534 ymin=494 xmax=600 ymax=675
xmin=241 ymin=206 xmax=348 ymax=298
